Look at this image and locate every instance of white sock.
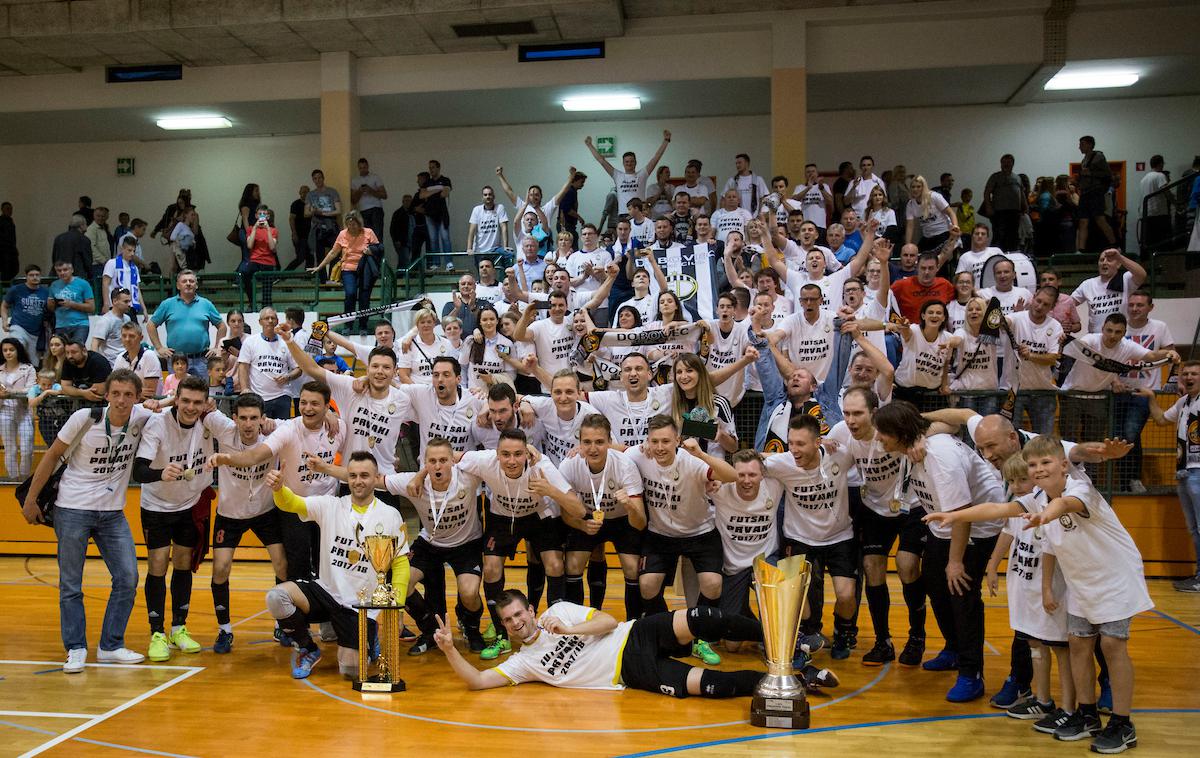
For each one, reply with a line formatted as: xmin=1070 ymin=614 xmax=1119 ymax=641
xmin=219 ymin=623 xmax=232 ymax=633
xmin=171 ymin=625 xmax=183 ymax=635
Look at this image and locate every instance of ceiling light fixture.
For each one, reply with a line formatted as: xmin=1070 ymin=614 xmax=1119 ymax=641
xmin=156 ymin=115 xmax=233 ymax=130
xmin=1044 ymin=71 xmax=1139 ymax=90
xmin=562 ymin=96 xmax=640 ymax=112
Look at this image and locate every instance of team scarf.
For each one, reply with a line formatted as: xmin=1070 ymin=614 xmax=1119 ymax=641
xmin=1061 ymin=335 xmax=1173 ymax=376
xmin=951 ymin=297 xmax=1004 ymax=381
xmin=306 ymin=296 xmax=426 ymax=352
xmin=573 ymin=322 xmax=709 ymax=390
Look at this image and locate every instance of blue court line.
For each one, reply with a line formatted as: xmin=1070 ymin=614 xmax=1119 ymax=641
xmin=616 ymin=707 xmax=1200 ymax=757
xmin=1150 ymin=609 xmax=1200 ymax=636
xmin=33 ymin=667 xmax=61 ymax=675
xmin=0 ymin=719 xmax=199 ymax=757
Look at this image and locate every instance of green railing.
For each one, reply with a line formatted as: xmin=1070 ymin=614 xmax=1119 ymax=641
xmin=252 ymin=269 xmax=322 ymax=311
xmin=399 ymin=254 xmax=428 ymax=299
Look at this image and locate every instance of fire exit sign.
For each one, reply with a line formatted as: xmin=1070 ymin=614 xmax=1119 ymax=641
xmin=117 ymin=157 xmax=135 ymax=176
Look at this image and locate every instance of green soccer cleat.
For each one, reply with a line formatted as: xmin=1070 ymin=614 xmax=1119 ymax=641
xmin=148 ymin=632 xmax=171 ymax=662
xmin=168 ymin=626 xmax=202 ymax=654
xmin=479 ymin=637 xmax=512 ymax=661
xmin=482 ymin=622 xmax=498 ymax=644
xmin=692 ymin=640 xmax=722 ymax=665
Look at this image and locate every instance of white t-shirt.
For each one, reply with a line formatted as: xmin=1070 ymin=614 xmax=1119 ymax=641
xmin=326 ymin=372 xmax=414 ymax=474
xmin=1139 ymin=171 xmax=1169 ymax=217
xmin=1164 ymin=393 xmax=1200 ymax=470
xmin=795 ymin=183 xmax=831 ymax=228
xmin=723 ymin=174 xmax=770 ymax=212
xmin=1002 ymin=516 xmax=1069 ymax=642
xmin=625 ymin=446 xmax=714 ymax=538
xmin=350 ymin=172 xmax=386 ymax=212
xmin=1123 ymin=319 xmax=1174 ymax=390
xmin=950 ymin=328 xmax=999 ymax=392
xmin=703 ymin=320 xmax=752 ymax=406
xmin=527 ymin=396 xmax=600 ymax=466
xmin=905 ymin=193 xmax=952 ymax=237
xmin=712 ymin=479 xmax=782 ymax=573
xmin=1071 ymin=272 xmax=1136 ymax=334
xmin=956 ymin=247 xmax=1004 ymax=287
xmin=765 ymin=449 xmax=855 ymax=546
xmin=459 ymin=333 xmax=516 ymax=390
xmin=1020 ymin=479 xmax=1153 ymax=624
xmin=1008 ymin=311 xmax=1063 ymax=391
xmin=113 ymin=346 xmax=162 ymax=383
xmin=208 ymin=414 xmax=273 ymax=520
xmin=628 ymin=217 xmax=654 ymax=245
xmin=302 ymin=495 xmax=409 ymax=612
xmin=710 ymin=207 xmax=752 ymax=242
xmin=904 ymin=433 xmax=1005 ymax=540
xmin=55 ymin=405 xmax=153 ymax=512
xmin=459 ymin=450 xmax=568 ymax=519
xmin=398 ymin=333 xmax=454 ymax=385
xmin=493 ymin=601 xmax=634 ymax=690
xmin=469 ymin=204 xmax=510 ymax=252
xmin=894 ymin=324 xmax=952 ymax=389
xmin=826 ymin=422 xmax=905 ymax=518
xmin=526 ymin=318 xmax=577 ymax=388
xmin=784 ymin=265 xmax=851 ymax=313
xmin=586 ymin=384 xmax=675 ymax=447
xmin=102 ymin=256 xmax=141 ymax=307
xmin=263 ymin=416 xmax=344 ymax=496
xmin=137 ymin=410 xmax=223 ymax=513
xmin=1062 ymin=333 xmax=1149 ymax=392
xmin=237 ymin=333 xmax=296 ymax=401
xmin=612 ymin=169 xmax=649 ymax=211
xmin=385 ymin=467 xmax=484 ymax=548
xmin=677 ymin=181 xmax=714 ymax=214
xmin=92 ymin=312 xmax=127 ymax=363
xmin=400 ymin=383 xmax=479 ymax=454
xmin=845 ymin=175 xmax=886 ymax=216
xmin=558 ymin=450 xmax=644 ymax=519
xmin=777 ymin=310 xmax=836 ymax=383
xmin=616 ymin=294 xmax=655 ymax=325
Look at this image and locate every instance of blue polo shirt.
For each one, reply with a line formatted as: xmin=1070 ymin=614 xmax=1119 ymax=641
xmin=48 ymin=277 xmax=94 ymax=329
xmin=151 ymin=294 xmax=222 ymax=354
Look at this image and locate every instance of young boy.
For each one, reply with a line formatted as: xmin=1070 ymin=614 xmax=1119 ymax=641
xmin=925 ymin=436 xmax=1151 ymax=754
xmin=953 ymin=187 xmax=977 ymax=236
xmin=985 ymin=454 xmax=1075 ymax=734
xmin=207 ymin=355 xmax=230 ymax=397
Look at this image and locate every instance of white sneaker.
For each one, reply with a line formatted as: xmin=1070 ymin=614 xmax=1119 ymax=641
xmin=1128 ymin=479 xmax=1147 ymax=494
xmin=98 ymin=647 xmax=146 ymax=664
xmin=445 ymin=261 xmax=455 ymax=272
xmin=319 ymin=621 xmax=338 ymax=642
xmin=64 ymin=648 xmax=88 ymax=673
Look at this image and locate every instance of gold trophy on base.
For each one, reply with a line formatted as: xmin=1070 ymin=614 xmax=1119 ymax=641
xmin=353 ymin=527 xmax=406 ymax=693
xmin=750 ymin=554 xmax=812 ymax=729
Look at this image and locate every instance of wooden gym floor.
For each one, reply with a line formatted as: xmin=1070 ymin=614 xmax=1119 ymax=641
xmin=1 ymin=556 xmax=1198 ymax=758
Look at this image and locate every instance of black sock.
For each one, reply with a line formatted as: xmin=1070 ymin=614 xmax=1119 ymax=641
xmin=525 ymin=563 xmax=545 ymax=612
xmin=1095 ymin=638 xmax=1110 ymax=684
xmin=698 ymin=669 xmax=763 ymax=698
xmin=697 ymin=593 xmax=720 ymax=609
xmin=865 ymin=583 xmax=891 ymax=642
xmin=587 ymin=559 xmax=608 ymax=608
xmin=686 ymin=606 xmax=762 ymax=642
xmin=901 ymin=580 xmax=926 ymax=638
xmin=624 ymin=580 xmax=643 ymax=620
xmin=170 ymin=569 xmax=193 ymax=629
xmin=1010 ymin=633 xmax=1033 ymax=689
xmin=565 ymin=574 xmax=585 ymax=605
xmin=546 ymin=574 xmax=565 ymax=605
xmin=211 ymin=581 xmax=231 ymax=626
xmin=279 ymin=610 xmax=317 ymax=652
xmin=1108 ymin=713 xmax=1131 ymax=726
xmin=484 ymin=579 xmax=506 ymax=638
xmin=642 ymin=593 xmax=668 ymax=617
xmin=406 ymin=589 xmax=437 ymax=635
xmin=1078 ymin=702 xmax=1099 ymax=718
xmin=833 ymin=613 xmax=855 ymax=637
xmin=457 ymin=601 xmax=483 ymax=632
xmin=145 ymin=574 xmax=167 ymax=634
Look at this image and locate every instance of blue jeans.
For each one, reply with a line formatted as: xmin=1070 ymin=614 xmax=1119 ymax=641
xmin=56 ymin=324 xmax=89 ymax=346
xmin=262 ymin=394 xmax=292 ymax=420
xmin=1114 ymin=393 xmax=1150 ymax=486
xmin=427 ymin=219 xmax=452 ymax=267
xmin=341 ymin=266 xmax=378 ymax=332
xmin=53 ymin=506 xmax=139 ymax=652
xmin=1178 ymin=469 xmax=1200 ymax=575
xmin=186 ymin=355 xmax=208 ymax=378
xmin=752 ymin=328 xmax=848 ymax=450
xmin=1012 ymin=392 xmax=1057 ymax=436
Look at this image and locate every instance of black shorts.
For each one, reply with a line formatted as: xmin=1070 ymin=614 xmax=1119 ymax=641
xmin=410 ymin=536 xmax=483 ymax=578
xmin=619 ymin=611 xmax=693 ymax=698
xmin=1078 ymin=189 xmax=1106 ymax=218
xmin=295 ymin=579 xmax=367 ymax=649
xmin=213 ymin=510 xmax=283 ymax=550
xmin=1014 ymin=629 xmax=1067 ymax=648
xmin=858 ymin=507 xmax=905 ymax=557
xmin=781 ymin=537 xmax=857 ymax=578
xmin=483 ymin=512 xmax=564 ymax=558
xmin=639 ymin=529 xmax=724 ymax=577
xmin=141 ymin=507 xmax=198 ymax=550
xmin=565 ymin=515 xmax=644 ymax=556
xmin=898 ymin=506 xmax=929 ymax=556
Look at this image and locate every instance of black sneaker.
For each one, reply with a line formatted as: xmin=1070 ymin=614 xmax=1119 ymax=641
xmin=1055 ymin=710 xmax=1102 ymax=741
xmin=1008 ymin=699 xmax=1055 ymax=720
xmin=831 ymin=631 xmax=854 ymax=660
xmin=898 ymin=635 xmax=925 ymax=667
xmin=464 ymin=626 xmax=486 ymax=653
xmin=1090 ymin=720 xmax=1137 ymax=754
xmin=1033 ymin=708 xmax=1073 ymax=734
xmin=862 ymin=639 xmax=895 ymax=666
xmin=407 ymin=634 xmax=434 ymax=656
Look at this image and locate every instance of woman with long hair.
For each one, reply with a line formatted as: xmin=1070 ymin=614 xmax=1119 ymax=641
xmin=948 ymin=296 xmax=997 ymax=415
xmin=243 ymin=203 xmax=280 ymax=308
xmin=893 ymin=300 xmax=955 ymax=410
xmin=646 ymin=165 xmax=675 ymax=217
xmin=224 ymin=310 xmax=249 ymax=391
xmin=867 ymin=185 xmax=898 ymax=241
xmin=905 ymin=174 xmax=958 ymax=252
xmin=310 ymin=210 xmax=381 ymax=334
xmin=461 ymin=306 xmax=514 ymax=389
xmin=42 ymin=333 xmax=67 ymax=381
xmin=644 ymin=289 xmax=697 ymax=365
xmin=234 ymin=183 xmax=261 ymax=271
xmin=670 ymin=352 xmax=737 ymax=455
xmin=0 ymin=337 xmax=36 ymax=478
xmin=947 ymin=271 xmax=975 ymax=333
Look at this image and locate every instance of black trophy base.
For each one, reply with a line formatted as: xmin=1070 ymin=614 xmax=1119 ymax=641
xmin=353 ymin=678 xmax=407 ymax=693
xmin=750 ymin=694 xmax=810 ymax=729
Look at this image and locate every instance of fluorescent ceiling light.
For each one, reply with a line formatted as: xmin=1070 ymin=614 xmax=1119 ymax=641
xmin=562 ymin=96 xmax=640 ymax=112
xmin=1044 ymin=71 xmax=1138 ymax=91
xmin=156 ymin=115 xmax=233 ymax=130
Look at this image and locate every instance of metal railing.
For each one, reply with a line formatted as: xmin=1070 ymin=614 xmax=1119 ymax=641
xmin=251 ymin=269 xmax=321 ymax=311
xmin=1138 ymin=171 xmax=1197 ymax=256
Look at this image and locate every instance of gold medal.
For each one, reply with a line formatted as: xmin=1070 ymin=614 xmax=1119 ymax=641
xmin=466 ymin=408 xmax=474 ymax=419
xmin=181 ymin=468 xmax=196 ymax=481
xmin=651 ymin=400 xmax=660 ymax=410
xmin=328 ymin=434 xmax=335 ymax=444
xmin=592 ymin=509 xmax=604 ymax=523
xmin=457 ymin=487 xmax=467 ymax=500
xmin=387 ymin=403 xmax=396 ymax=414
xmin=204 ymin=430 xmax=211 ymax=440
xmin=348 ymin=549 xmax=362 ymax=564
xmin=368 ymin=437 xmax=376 ymax=449
xmin=889 ymin=499 xmax=902 ymax=514
xmin=671 ymin=468 xmax=679 ymax=481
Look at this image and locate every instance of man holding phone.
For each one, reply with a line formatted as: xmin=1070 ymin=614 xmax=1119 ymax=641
xmin=48 ymin=260 xmax=94 ymax=346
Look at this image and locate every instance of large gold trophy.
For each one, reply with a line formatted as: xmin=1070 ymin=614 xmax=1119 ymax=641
xmin=353 ymin=527 xmax=406 ymax=693
xmin=750 ymin=554 xmax=812 ymax=728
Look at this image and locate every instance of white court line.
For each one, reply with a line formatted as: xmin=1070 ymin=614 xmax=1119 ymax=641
xmin=232 ymin=608 xmax=269 ymax=628
xmin=0 ymin=660 xmax=201 ymax=671
xmin=984 ymin=640 xmax=1000 ymax=656
xmin=18 ymin=666 xmax=204 ymax=758
xmin=0 ymin=711 xmax=96 ymax=719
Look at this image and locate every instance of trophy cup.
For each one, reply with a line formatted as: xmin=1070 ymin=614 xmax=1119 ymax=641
xmin=353 ymin=528 xmax=406 ymax=693
xmin=750 ymin=553 xmax=812 ymax=729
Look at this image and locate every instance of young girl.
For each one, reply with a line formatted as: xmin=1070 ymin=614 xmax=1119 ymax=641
xmin=0 ymin=338 xmax=36 ymax=478
xmin=461 ymin=306 xmax=514 ymax=390
xmin=947 ymin=271 xmax=975 ymax=333
xmin=162 ymin=354 xmax=189 ymax=396
xmin=950 ymin=296 xmax=998 ymax=415
xmin=42 ymin=334 xmax=67 ymax=381
xmin=985 ymin=454 xmax=1074 ymax=731
xmin=893 ymin=300 xmax=956 ymax=410
xmin=643 ymin=290 xmax=697 ymax=365
xmin=866 ymin=185 xmax=897 ymax=240
xmin=670 ymin=352 xmax=738 ymax=455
